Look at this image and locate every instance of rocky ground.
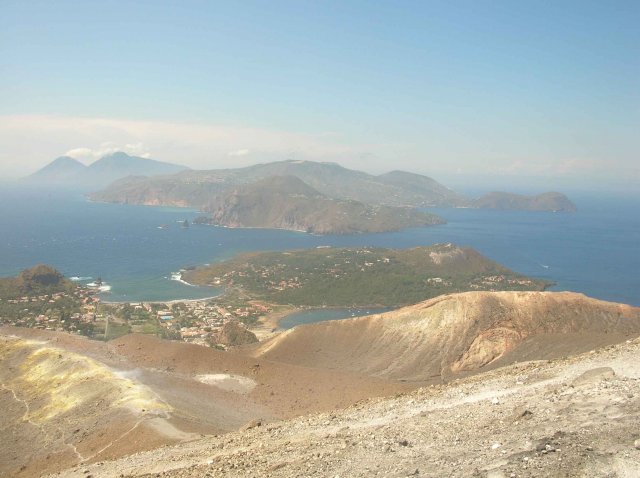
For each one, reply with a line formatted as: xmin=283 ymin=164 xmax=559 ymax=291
xmin=51 ymin=337 xmax=640 ymax=478
xmin=4 ymin=291 xmax=640 ymax=477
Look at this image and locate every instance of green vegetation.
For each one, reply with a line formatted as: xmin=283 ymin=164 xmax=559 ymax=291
xmin=0 ymin=265 xmax=96 ymax=336
xmin=183 ymin=243 xmax=551 ymax=307
xmin=0 ymin=264 xmax=74 ymax=299
xmin=0 ymin=266 xmax=263 ymax=348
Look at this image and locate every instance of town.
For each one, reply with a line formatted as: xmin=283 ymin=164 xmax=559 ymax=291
xmin=0 ymin=283 xmax=271 ymax=348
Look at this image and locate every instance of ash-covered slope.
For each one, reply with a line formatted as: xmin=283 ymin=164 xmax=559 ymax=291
xmin=253 ymin=291 xmax=640 ymax=382
xmin=0 ymin=328 xmax=409 ymax=477
xmin=0 ymin=335 xmax=177 ymax=477
xmin=52 ymin=335 xmax=640 ymax=478
xmin=199 ymin=175 xmax=443 ymax=234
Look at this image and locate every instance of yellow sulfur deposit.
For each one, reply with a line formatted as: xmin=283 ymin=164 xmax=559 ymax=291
xmin=0 ymin=337 xmax=170 ymax=424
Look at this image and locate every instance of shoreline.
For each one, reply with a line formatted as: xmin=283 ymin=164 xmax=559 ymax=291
xmin=251 ymin=305 xmax=301 ymax=341
xmin=100 ymin=295 xmax=223 ymax=305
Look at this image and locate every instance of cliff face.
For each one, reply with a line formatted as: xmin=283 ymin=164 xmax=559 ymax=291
xmin=202 ymin=175 xmax=444 ymax=234
xmin=474 ymin=191 xmax=577 ymax=212
xmin=253 ymin=291 xmax=640 ymax=381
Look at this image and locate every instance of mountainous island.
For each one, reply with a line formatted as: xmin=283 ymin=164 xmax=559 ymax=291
xmin=27 ymin=153 xmax=577 ymax=219
xmin=194 ymin=175 xmax=444 ymax=234
xmin=89 ymin=158 xmax=470 ymax=208
xmin=183 ymin=243 xmax=551 ymax=307
xmin=474 ymin=191 xmax=577 ymax=212
xmin=25 ymin=152 xmax=188 ymax=190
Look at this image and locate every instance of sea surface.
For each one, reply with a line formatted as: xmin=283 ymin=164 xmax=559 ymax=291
xmin=0 ymin=184 xmax=638 ymax=311
xmin=277 ymin=307 xmax=392 ymax=330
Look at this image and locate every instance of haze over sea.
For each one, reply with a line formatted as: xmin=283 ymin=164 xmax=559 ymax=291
xmin=1 ymin=183 xmax=638 ymax=306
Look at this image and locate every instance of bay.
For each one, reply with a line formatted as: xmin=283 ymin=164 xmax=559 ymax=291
xmin=277 ymin=307 xmax=392 ymax=330
xmin=0 ymin=184 xmax=638 ymax=307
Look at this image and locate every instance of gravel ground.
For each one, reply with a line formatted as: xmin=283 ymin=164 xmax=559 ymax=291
xmin=53 ymin=337 xmax=640 ymax=478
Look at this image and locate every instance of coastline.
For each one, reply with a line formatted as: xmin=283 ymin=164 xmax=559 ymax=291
xmin=99 ymin=295 xmax=223 ymax=305
xmin=251 ymin=305 xmax=301 ymax=341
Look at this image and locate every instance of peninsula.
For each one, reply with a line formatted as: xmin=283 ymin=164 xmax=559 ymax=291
xmin=183 ymin=243 xmax=551 ymax=307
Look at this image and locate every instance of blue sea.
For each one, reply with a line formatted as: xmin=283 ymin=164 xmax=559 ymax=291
xmin=0 ymin=184 xmax=638 ymax=308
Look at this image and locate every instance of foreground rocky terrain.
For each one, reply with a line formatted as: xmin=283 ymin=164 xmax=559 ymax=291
xmin=1 ymin=291 xmax=639 ymax=477
xmin=53 ymin=336 xmax=640 ymax=478
xmin=0 ymin=330 xmax=409 ymax=478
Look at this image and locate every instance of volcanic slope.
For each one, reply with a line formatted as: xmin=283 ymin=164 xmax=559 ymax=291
xmin=252 ymin=291 xmax=640 ymax=382
xmin=0 ymin=328 xmax=409 ymax=478
xmin=5 ymin=291 xmax=640 ymax=477
xmin=53 ymin=333 xmax=640 ymax=478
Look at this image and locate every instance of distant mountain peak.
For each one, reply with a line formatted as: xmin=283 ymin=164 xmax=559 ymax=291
xmin=24 ymin=152 xmax=188 ymax=191
xmin=42 ymin=155 xmax=85 ymax=168
xmin=26 ymin=156 xmax=87 ymax=183
xmin=104 ymin=151 xmax=132 ymax=158
xmin=51 ymin=155 xmax=86 ymax=166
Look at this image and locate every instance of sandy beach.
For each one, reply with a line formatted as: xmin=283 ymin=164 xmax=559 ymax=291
xmin=250 ymin=304 xmax=301 ymax=341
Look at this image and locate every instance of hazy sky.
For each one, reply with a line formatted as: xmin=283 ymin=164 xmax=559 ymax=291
xmin=1 ymin=1 xmax=638 ymax=191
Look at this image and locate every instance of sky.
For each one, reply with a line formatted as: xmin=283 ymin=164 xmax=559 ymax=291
xmin=0 ymin=0 xmax=638 ymax=192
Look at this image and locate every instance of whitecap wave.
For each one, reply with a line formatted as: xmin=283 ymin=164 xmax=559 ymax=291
xmin=170 ymin=271 xmax=194 ymax=286
xmin=86 ymin=282 xmax=112 ymax=292
xmin=70 ymin=276 xmax=92 ymax=281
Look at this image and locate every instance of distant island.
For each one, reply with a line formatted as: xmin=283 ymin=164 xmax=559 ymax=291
xmin=25 ymin=151 xmax=188 ymax=190
xmin=474 ymin=191 xmax=577 ymax=212
xmin=183 ymin=243 xmax=551 ymax=307
xmin=89 ymin=158 xmax=470 ymax=209
xmin=27 ymin=154 xmax=576 ymax=215
xmin=193 ymin=175 xmax=444 ymax=234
